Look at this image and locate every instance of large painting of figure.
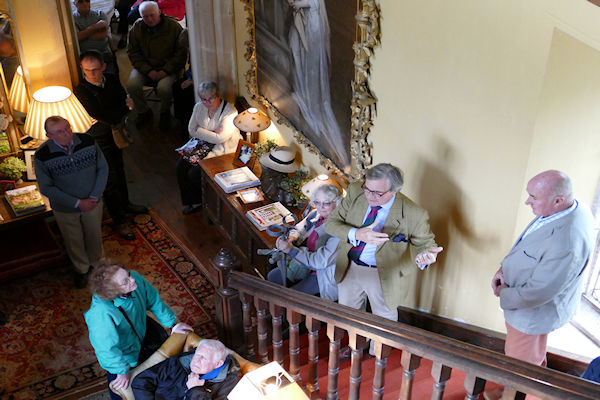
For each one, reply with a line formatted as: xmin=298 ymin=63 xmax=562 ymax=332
xmin=253 ymin=0 xmax=357 ymax=173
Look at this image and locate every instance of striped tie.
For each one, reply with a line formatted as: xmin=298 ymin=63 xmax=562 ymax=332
xmin=347 ymin=206 xmax=381 ymax=263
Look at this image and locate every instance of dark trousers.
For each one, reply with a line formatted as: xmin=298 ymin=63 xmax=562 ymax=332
xmin=106 ymin=317 xmax=168 ymax=400
xmin=116 ymin=0 xmax=136 ymax=34
xmin=89 ymin=123 xmax=130 ymax=225
xmin=175 ymin=157 xmax=203 ymax=206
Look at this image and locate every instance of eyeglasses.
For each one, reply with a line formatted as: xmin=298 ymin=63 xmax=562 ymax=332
xmin=361 ymin=182 xmax=391 ymax=198
xmin=312 ymin=201 xmax=334 ymax=207
xmin=200 ymin=94 xmax=217 ymax=103
xmin=76 ymin=0 xmax=90 ymax=3
xmin=119 ymin=271 xmax=133 ymax=287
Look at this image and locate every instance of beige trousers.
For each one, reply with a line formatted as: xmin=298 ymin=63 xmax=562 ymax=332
xmin=504 ymin=321 xmax=548 ymax=366
xmin=53 ymin=200 xmax=104 ymax=274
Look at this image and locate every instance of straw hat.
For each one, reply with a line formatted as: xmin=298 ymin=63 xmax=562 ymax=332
xmin=259 ymin=146 xmax=300 ymax=173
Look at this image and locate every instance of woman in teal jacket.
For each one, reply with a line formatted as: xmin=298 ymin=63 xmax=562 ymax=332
xmin=84 ymin=261 xmax=192 ymax=399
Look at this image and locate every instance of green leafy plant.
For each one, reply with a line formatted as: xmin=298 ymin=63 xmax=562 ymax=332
xmin=254 ymin=139 xmax=278 ymax=158
xmin=0 ymin=156 xmax=26 ymax=180
xmin=280 ymin=169 xmax=311 ymax=206
xmin=0 ymin=140 xmax=10 ymax=154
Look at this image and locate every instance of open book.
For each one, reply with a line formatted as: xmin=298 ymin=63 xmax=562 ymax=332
xmin=214 ymin=166 xmax=260 ymax=193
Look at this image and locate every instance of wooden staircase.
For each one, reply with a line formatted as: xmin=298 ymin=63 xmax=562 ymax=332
xmin=211 ymin=248 xmax=600 ymax=399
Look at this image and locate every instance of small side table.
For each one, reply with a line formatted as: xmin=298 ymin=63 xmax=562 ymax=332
xmin=0 ymin=182 xmax=66 ymax=282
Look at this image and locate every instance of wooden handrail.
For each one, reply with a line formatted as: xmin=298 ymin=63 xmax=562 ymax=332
xmin=224 ymin=270 xmax=600 ymax=400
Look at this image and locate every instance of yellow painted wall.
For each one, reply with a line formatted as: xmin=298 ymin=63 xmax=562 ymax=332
xmin=12 ymin=0 xmax=72 ymax=91
xmin=232 ymin=0 xmax=600 ymax=332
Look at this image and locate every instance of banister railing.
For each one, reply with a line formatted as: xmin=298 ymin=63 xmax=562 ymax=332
xmin=212 ymin=249 xmax=600 ymax=399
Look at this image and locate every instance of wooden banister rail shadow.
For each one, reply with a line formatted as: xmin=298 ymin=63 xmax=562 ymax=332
xmin=212 ymin=249 xmax=600 ymax=399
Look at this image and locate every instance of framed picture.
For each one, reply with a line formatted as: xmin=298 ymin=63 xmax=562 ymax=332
xmin=236 ymin=187 xmax=265 ymax=204
xmin=233 ymin=140 xmax=257 ymax=169
xmin=23 ymin=148 xmax=36 ymax=181
xmin=241 ymin=0 xmax=381 ymax=178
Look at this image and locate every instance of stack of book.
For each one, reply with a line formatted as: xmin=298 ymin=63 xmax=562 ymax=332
xmin=4 ymin=185 xmax=46 ymax=216
xmin=246 ymin=201 xmax=293 ymax=231
xmin=214 ymin=166 xmax=260 ymax=193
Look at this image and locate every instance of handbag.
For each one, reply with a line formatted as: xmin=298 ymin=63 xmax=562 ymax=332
xmin=117 ymin=306 xmax=168 ymax=364
xmin=111 ymin=122 xmax=134 ymax=149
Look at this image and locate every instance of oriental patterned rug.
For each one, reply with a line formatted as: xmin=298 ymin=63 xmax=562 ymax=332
xmin=0 ymin=210 xmax=217 ymax=400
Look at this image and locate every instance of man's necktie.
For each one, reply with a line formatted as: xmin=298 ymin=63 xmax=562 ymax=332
xmin=306 ymin=216 xmax=325 ymax=251
xmin=347 ymin=206 xmax=381 ymax=263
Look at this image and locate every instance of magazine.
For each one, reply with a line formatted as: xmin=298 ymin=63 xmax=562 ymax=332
xmin=246 ymin=202 xmax=293 ymax=231
xmin=214 ymin=166 xmax=260 ymax=193
xmin=4 ymin=185 xmax=46 ymax=216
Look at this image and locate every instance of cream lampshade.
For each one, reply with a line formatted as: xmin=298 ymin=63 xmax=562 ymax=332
xmin=8 ymin=66 xmax=29 ymax=113
xmin=301 ymin=174 xmax=344 ymax=198
xmin=24 ymin=86 xmax=94 ymax=140
xmin=233 ymin=107 xmax=271 ymax=143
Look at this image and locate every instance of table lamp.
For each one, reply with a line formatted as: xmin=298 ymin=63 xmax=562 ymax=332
xmin=8 ymin=66 xmax=29 ymax=113
xmin=233 ymin=107 xmax=271 ymax=143
xmin=227 ymin=361 xmax=309 ymax=400
xmin=24 ymin=86 xmax=94 ymax=140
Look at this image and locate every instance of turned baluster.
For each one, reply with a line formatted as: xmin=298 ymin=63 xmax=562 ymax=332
xmin=327 ymin=325 xmax=345 ymax=400
xmin=399 ymin=351 xmax=421 ymax=400
xmin=464 ymin=374 xmax=486 ymax=400
xmin=287 ymin=309 xmax=302 ymax=382
xmin=269 ymin=303 xmax=284 ymax=365
xmin=240 ymin=292 xmax=255 ymax=359
xmin=372 ymin=342 xmax=392 ymax=400
xmin=305 ymin=316 xmax=322 ymax=399
xmin=348 ymin=332 xmax=367 ymax=400
xmin=430 ymin=362 xmax=452 ymax=400
xmin=254 ymin=298 xmax=269 ymax=363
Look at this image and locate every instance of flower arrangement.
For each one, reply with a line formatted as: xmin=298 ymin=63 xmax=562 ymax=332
xmin=0 ymin=156 xmax=26 ymax=180
xmin=280 ymin=169 xmax=311 ymax=207
xmin=254 ymin=139 xmax=279 ymax=158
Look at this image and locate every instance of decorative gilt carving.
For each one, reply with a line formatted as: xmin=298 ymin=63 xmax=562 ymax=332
xmin=240 ymin=0 xmax=381 ymax=180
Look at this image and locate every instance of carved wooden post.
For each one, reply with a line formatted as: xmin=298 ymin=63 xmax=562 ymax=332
xmin=254 ymin=297 xmax=269 ymax=363
xmin=372 ymin=342 xmax=391 ymax=400
xmin=305 ymin=316 xmax=322 ymax=399
xmin=287 ymin=309 xmax=303 ymax=382
xmin=348 ymin=332 xmax=368 ymax=400
xmin=270 ymin=303 xmax=284 ymax=365
xmin=327 ymin=325 xmax=345 ymax=400
xmin=430 ymin=362 xmax=452 ymax=400
xmin=400 ymin=351 xmax=421 ymax=400
xmin=464 ymin=374 xmax=486 ymax=400
xmin=240 ymin=292 xmax=255 ymax=360
xmin=212 ymin=248 xmax=243 ymax=351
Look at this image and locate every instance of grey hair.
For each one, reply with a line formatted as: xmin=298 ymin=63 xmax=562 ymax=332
xmin=197 ymin=339 xmax=228 ymax=363
xmin=364 ymin=163 xmax=404 ymax=191
xmin=139 ymin=1 xmax=159 ymax=14
xmin=197 ymin=81 xmax=218 ymax=98
xmin=311 ymin=183 xmax=342 ymax=206
xmin=550 ymin=171 xmax=573 ymax=202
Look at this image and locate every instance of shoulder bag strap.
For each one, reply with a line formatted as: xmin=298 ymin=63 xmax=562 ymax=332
xmin=117 ymin=305 xmax=143 ymax=344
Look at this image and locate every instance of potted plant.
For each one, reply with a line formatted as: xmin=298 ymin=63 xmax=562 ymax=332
xmin=279 ymin=169 xmax=310 ymax=207
xmin=0 ymin=156 xmax=26 ymax=182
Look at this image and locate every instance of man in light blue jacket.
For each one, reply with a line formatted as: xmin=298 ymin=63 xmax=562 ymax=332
xmin=491 ymin=170 xmax=594 ymax=367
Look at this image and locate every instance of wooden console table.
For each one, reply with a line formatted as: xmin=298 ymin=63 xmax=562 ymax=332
xmin=0 ymin=183 xmax=66 ymax=281
xmin=199 ymin=154 xmax=300 ymax=277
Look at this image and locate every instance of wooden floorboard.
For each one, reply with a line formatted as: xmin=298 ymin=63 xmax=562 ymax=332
xmin=122 ymin=110 xmax=228 ymax=284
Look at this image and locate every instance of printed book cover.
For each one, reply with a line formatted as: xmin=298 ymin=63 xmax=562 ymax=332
xmin=4 ymin=185 xmax=46 ymax=216
xmin=214 ymin=166 xmax=260 ymax=193
xmin=246 ymin=202 xmax=293 ymax=231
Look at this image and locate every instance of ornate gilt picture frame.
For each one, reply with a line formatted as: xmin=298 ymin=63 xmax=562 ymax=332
xmin=240 ymin=0 xmax=380 ymax=179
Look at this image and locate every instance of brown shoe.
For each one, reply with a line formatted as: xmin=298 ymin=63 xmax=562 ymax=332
xmin=339 ymin=346 xmax=352 ymax=362
xmin=115 ymin=223 xmax=135 ymax=241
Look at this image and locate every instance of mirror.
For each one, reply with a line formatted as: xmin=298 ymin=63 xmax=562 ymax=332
xmin=0 ymin=8 xmax=26 ymax=158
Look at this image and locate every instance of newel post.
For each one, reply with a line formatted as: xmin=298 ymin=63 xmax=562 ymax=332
xmin=213 ymin=248 xmax=243 ymax=352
